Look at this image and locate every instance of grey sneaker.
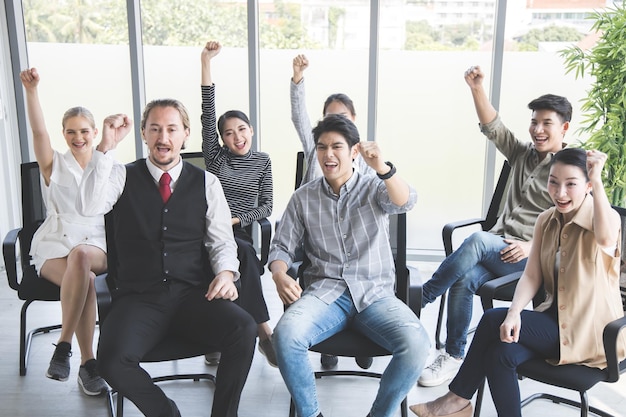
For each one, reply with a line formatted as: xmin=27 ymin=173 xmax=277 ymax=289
xmin=258 ymin=336 xmax=278 ymax=368
xmin=78 ymin=359 xmax=108 ymax=396
xmin=46 ymin=342 xmax=72 ymax=381
xmin=204 ymin=352 xmax=221 ymax=366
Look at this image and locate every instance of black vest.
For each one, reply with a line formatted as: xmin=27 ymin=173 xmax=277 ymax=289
xmin=109 ymin=160 xmax=210 ymax=291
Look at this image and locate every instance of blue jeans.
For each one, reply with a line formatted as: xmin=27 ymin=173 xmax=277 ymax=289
xmin=421 ymin=231 xmax=527 ymax=358
xmin=449 ymin=307 xmax=559 ymax=417
xmin=273 ymin=290 xmax=430 ymax=417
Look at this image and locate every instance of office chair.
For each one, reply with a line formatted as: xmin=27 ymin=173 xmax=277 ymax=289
xmin=3 ymin=161 xmax=62 ymax=376
xmin=432 ymin=160 xmax=513 ymax=349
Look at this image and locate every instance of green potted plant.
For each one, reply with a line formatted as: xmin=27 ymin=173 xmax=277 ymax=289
xmin=560 ymin=1 xmax=626 ymax=207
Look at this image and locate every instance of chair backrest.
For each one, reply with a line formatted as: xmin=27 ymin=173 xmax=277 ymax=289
xmin=295 ymin=151 xmax=305 ymax=190
xmin=390 ymin=213 xmax=409 ymax=303
xmin=483 ymin=160 xmax=511 ymax=232
xmin=20 ymin=162 xmax=46 ymax=269
xmin=613 ymin=205 xmax=626 ymax=311
xmin=180 ymin=151 xmax=206 ymax=170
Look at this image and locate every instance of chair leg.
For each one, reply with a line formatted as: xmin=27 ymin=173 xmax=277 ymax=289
xmin=401 ymin=396 xmax=408 ymax=417
xmin=116 ymin=392 xmax=124 ymax=417
xmin=519 ymin=391 xmax=615 ymax=417
xmin=105 ymin=390 xmax=116 ymax=417
xmin=435 ymin=292 xmax=447 ymax=350
xmin=20 ymin=300 xmax=62 ymax=376
xmin=473 ymin=378 xmax=485 ymax=417
xmin=289 ymin=398 xmax=296 ymax=417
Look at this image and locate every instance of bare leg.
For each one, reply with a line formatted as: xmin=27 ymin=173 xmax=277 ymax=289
xmin=40 ymin=245 xmax=106 ymax=365
xmin=257 ymin=321 xmax=273 ymax=340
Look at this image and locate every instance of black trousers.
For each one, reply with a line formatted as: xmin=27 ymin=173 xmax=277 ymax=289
xmin=233 ymin=226 xmax=270 ymax=324
xmin=97 ymin=280 xmax=256 ymax=417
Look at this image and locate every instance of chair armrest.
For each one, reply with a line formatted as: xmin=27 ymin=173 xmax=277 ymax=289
xmin=95 ymin=273 xmax=113 ymax=324
xmin=603 ymin=315 xmax=626 ymax=382
xmin=477 ymin=271 xmax=522 ymax=310
xmin=3 ymin=228 xmax=22 ymax=291
xmin=442 ymin=218 xmax=486 ymax=256
xmin=256 ymin=217 xmax=271 ymax=267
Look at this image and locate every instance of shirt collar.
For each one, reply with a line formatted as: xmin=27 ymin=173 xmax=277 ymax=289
xmin=145 ymin=156 xmax=183 ymax=184
xmin=322 ymin=169 xmax=358 ymax=196
xmin=548 ymin=193 xmax=594 ymax=231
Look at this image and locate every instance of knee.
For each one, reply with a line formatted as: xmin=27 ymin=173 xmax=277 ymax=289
xmin=273 ymin=319 xmax=306 ymax=354
xmin=461 ymin=231 xmax=494 ymax=254
xmin=404 ymin=322 xmax=431 ymax=362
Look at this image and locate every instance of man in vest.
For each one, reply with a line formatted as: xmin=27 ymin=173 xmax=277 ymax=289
xmin=77 ymin=101 xmax=256 ymax=417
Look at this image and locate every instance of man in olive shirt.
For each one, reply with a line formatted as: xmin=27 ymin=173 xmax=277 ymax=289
xmin=418 ymin=65 xmax=571 ymax=387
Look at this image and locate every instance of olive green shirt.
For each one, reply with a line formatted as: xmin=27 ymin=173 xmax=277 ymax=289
xmin=480 ymin=114 xmax=561 ymax=241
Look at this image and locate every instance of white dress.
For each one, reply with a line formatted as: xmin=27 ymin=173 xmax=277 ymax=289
xmin=30 ymin=150 xmax=106 ymax=273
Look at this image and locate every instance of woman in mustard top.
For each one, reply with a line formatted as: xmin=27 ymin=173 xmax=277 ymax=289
xmin=411 ymin=148 xmax=626 ymax=417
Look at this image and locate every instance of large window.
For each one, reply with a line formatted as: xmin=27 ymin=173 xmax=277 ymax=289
xmin=22 ymin=0 xmax=134 ymax=162
xmin=6 ymin=0 xmax=602 ymax=258
xmin=259 ymin=0 xmax=370 ymax=223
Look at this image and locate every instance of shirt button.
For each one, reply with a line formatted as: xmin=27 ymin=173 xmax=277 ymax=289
xmin=342 ymin=234 xmax=347 ymax=239
xmin=164 ymin=252 xmax=168 ymax=257
xmin=164 ymin=270 xmax=169 ymax=275
xmin=561 ymin=323 xmax=567 ymax=329
xmin=561 ymin=251 xmax=566 ymax=256
xmin=559 ymin=286 xmax=565 ymax=291
xmin=562 ymin=233 xmax=568 ymax=239
xmin=163 ymin=226 xmax=168 ymax=231
xmin=559 ymin=305 xmax=566 ymax=310
xmin=164 ymin=208 xmax=169 ymax=213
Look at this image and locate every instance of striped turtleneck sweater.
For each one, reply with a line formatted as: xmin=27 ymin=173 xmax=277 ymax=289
xmin=201 ymin=84 xmax=273 ymax=227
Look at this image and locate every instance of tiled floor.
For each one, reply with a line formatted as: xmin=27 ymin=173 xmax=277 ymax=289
xmin=0 ymin=262 xmax=624 ymax=416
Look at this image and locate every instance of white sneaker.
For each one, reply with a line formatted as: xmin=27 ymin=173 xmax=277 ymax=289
xmin=418 ymin=352 xmax=463 ymax=387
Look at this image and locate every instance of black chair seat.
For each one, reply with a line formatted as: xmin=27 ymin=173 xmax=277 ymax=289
xmin=17 ymin=266 xmax=60 ymax=301
xmin=517 ymin=359 xmax=609 ymax=392
xmin=309 ymin=330 xmax=390 ymax=358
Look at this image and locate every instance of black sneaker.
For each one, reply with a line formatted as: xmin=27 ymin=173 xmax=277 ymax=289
xmin=355 ymin=356 xmax=373 ymax=369
xmin=46 ymin=342 xmax=72 ymax=381
xmin=320 ymin=354 xmax=338 ymax=369
xmin=78 ymin=359 xmax=108 ymax=396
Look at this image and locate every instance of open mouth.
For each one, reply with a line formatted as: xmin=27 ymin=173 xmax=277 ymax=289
xmin=555 ymin=199 xmax=571 ymax=209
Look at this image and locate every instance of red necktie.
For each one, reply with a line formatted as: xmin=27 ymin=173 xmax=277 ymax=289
xmin=159 ymin=172 xmax=172 ymax=203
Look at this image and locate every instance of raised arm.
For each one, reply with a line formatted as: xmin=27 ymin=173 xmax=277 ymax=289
xmin=20 ymin=68 xmax=54 ymax=183
xmin=78 ymin=114 xmax=132 ymax=216
xmin=464 ymin=65 xmax=498 ymax=126
xmin=201 ymin=41 xmax=222 ymax=167
xmin=290 ymin=54 xmax=316 ymax=157
xmin=587 ymin=150 xmax=621 ymax=247
xmin=359 ymin=141 xmax=411 ymax=206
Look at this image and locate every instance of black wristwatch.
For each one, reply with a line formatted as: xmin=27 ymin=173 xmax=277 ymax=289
xmin=377 ymin=161 xmax=396 ymax=180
